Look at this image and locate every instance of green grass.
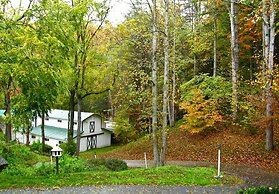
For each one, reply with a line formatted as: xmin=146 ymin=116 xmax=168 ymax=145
xmin=79 ymin=145 xmax=121 ymax=160
xmin=0 ymin=166 xmax=243 ymax=189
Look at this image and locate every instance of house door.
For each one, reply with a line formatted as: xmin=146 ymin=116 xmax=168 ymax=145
xmin=87 ymin=135 xmax=97 ymax=150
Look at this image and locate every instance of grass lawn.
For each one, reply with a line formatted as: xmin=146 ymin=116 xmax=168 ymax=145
xmin=79 ymin=145 xmax=121 ymax=160
xmin=0 ymin=166 xmax=243 ymax=189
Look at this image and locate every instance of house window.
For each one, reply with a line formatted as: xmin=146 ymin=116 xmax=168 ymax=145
xmin=58 ymin=119 xmax=62 ymax=123
xmin=59 ymin=141 xmax=63 ymax=144
xmin=89 ymin=121 xmax=95 ymax=133
xmin=31 ymin=135 xmax=36 ymax=139
xmin=45 ymin=138 xmax=49 ymax=141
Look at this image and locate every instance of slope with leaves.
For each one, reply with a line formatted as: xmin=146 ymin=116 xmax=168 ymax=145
xmin=100 ymin=124 xmax=279 ymax=171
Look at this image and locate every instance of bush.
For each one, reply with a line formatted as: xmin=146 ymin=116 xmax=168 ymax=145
xmin=0 ymin=142 xmax=40 ymax=166
xmin=35 ymin=163 xmax=56 ymax=176
xmin=105 ymin=158 xmax=128 ymax=171
xmin=59 ymin=154 xmax=89 ymax=173
xmin=30 ymin=140 xmax=53 ymax=154
xmin=180 ymin=74 xmax=231 ymax=133
xmin=60 ymin=141 xmax=76 ymax=155
xmin=0 ymin=132 xmax=5 ymax=141
xmin=87 ymin=158 xmax=108 ymax=171
xmin=1 ymin=164 xmax=34 ymax=176
xmin=88 ymin=158 xmax=106 ymax=166
xmin=237 ymin=186 xmax=279 ymax=194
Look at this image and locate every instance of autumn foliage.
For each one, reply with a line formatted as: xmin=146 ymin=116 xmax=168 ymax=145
xmin=180 ymin=89 xmax=223 ymax=133
xmin=179 ymin=74 xmax=231 ymax=133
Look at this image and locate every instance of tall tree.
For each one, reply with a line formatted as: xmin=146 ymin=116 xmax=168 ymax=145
xmin=150 ymin=0 xmax=159 ymax=167
xmin=213 ymin=0 xmax=217 ymax=77
xmin=263 ymin=0 xmax=276 ymax=150
xmin=228 ymin=0 xmax=239 ymax=121
xmin=160 ymin=0 xmax=170 ymax=166
xmin=0 ymin=0 xmax=33 ymax=142
xmin=169 ymin=0 xmax=177 ymax=127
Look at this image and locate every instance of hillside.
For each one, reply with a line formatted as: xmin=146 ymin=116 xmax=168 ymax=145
xmin=100 ymin=126 xmax=279 ymax=171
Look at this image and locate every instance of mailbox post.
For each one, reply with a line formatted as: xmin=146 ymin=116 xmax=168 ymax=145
xmin=51 ymin=144 xmax=62 ymax=174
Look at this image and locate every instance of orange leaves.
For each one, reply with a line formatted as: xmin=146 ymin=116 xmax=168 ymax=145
xmin=180 ymin=89 xmax=224 ymax=134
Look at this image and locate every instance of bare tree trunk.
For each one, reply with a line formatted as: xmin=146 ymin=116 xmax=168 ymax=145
xmin=41 ymin=112 xmax=45 ymax=153
xmin=68 ymin=90 xmax=75 ymax=144
xmin=263 ymin=0 xmax=275 ymax=151
xmin=169 ymin=0 xmax=177 ymax=127
xmin=3 ymin=77 xmax=12 ymax=142
xmin=108 ymin=90 xmax=114 ymax=119
xmin=229 ymin=0 xmax=239 ymax=121
xmin=213 ymin=0 xmax=217 ymax=77
xmin=151 ymin=0 xmax=159 ymax=167
xmin=26 ymin=122 xmax=31 ymax=146
xmin=160 ymin=0 xmax=170 ymax=166
xmin=76 ymin=95 xmax=82 ymax=156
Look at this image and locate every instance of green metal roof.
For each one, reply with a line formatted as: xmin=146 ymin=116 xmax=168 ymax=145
xmin=31 ymin=125 xmax=77 ymax=141
xmin=0 ymin=110 xmax=5 ymax=118
xmin=101 ymin=128 xmax=114 ymax=133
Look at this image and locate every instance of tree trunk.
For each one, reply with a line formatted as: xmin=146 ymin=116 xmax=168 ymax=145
xmin=169 ymin=0 xmax=177 ymax=127
xmin=151 ymin=0 xmax=159 ymax=167
xmin=3 ymin=77 xmax=12 ymax=142
xmin=41 ymin=112 xmax=45 ymax=153
xmin=68 ymin=90 xmax=75 ymax=144
xmin=263 ymin=0 xmax=275 ymax=151
xmin=229 ymin=0 xmax=239 ymax=121
xmin=76 ymin=95 xmax=82 ymax=156
xmin=108 ymin=90 xmax=114 ymax=119
xmin=160 ymin=0 xmax=170 ymax=166
xmin=213 ymin=0 xmax=217 ymax=77
xmin=26 ymin=122 xmax=31 ymax=146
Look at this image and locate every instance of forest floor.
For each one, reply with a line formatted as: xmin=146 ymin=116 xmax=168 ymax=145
xmin=99 ymin=125 xmax=279 ymax=172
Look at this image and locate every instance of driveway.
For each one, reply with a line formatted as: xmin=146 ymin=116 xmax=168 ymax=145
xmin=0 ymin=185 xmax=241 ymax=194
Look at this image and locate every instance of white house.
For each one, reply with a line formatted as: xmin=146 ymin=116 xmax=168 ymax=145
xmin=16 ymin=109 xmax=114 ymax=152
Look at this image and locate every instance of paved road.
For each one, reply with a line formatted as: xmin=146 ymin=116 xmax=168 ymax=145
xmin=0 ymin=185 xmax=241 ymax=194
xmin=0 ymin=160 xmax=277 ymax=194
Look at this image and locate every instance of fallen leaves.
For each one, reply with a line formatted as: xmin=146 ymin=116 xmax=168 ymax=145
xmin=100 ymin=127 xmax=279 ymax=171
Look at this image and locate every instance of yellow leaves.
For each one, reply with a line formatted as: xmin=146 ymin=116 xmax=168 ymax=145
xmin=180 ymin=89 xmax=223 ymax=134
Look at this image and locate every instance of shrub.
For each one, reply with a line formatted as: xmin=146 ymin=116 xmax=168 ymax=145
xmin=88 ymin=158 xmax=106 ymax=166
xmin=0 ymin=132 xmax=5 ymax=141
xmin=59 ymin=154 xmax=89 ymax=173
xmin=30 ymin=140 xmax=53 ymax=154
xmin=35 ymin=163 xmax=56 ymax=176
xmin=180 ymin=74 xmax=231 ymax=133
xmin=0 ymin=142 xmax=40 ymax=165
xmin=237 ymin=186 xmax=279 ymax=194
xmin=180 ymin=89 xmax=223 ymax=133
xmin=60 ymin=141 xmax=76 ymax=155
xmin=87 ymin=158 xmax=108 ymax=171
xmin=105 ymin=158 xmax=128 ymax=171
xmin=1 ymin=164 xmax=34 ymax=176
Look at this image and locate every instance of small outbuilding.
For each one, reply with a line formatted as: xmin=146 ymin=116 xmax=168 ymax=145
xmin=0 ymin=155 xmax=8 ymax=172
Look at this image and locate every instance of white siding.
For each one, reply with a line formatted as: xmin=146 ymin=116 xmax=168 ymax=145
xmin=97 ymin=131 xmax=111 ymax=148
xmin=16 ymin=110 xmax=111 ymax=153
xmin=79 ymin=137 xmax=87 ymax=152
xmin=16 ymin=132 xmax=62 ymax=149
xmin=82 ymin=115 xmax=102 ymax=134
